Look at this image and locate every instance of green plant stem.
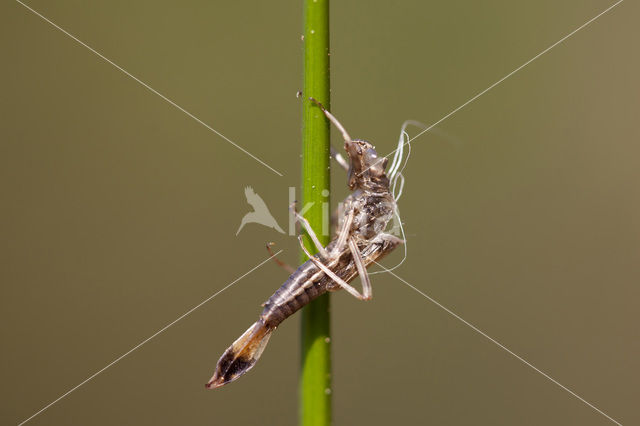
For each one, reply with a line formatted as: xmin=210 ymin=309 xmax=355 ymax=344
xmin=300 ymin=0 xmax=331 ymax=425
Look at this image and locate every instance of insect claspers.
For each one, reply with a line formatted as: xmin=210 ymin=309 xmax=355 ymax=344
xmin=206 ymin=99 xmax=411 ymax=389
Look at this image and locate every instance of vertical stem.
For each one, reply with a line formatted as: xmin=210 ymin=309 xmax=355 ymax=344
xmin=300 ymin=0 xmax=331 ymax=425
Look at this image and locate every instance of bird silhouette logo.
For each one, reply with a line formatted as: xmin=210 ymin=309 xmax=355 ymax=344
xmin=236 ymin=186 xmax=285 ymax=236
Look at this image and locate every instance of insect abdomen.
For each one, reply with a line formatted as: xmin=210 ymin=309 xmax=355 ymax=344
xmin=261 ymin=259 xmax=326 ymax=328
xmin=206 ymin=319 xmax=272 ymax=388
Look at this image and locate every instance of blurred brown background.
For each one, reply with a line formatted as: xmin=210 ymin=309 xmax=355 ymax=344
xmin=1 ymin=1 xmax=638 ymax=425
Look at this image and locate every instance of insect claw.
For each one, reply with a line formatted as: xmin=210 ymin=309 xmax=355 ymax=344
xmin=309 ymin=97 xmax=325 ymax=110
xmin=309 ymin=98 xmax=353 ymax=144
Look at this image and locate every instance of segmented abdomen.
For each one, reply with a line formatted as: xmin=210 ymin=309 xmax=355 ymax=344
xmin=259 ymin=236 xmax=390 ymax=330
xmin=261 ymin=259 xmax=329 ymax=329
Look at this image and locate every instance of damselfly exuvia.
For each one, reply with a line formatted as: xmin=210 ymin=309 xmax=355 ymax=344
xmin=207 ymin=99 xmax=413 ymax=388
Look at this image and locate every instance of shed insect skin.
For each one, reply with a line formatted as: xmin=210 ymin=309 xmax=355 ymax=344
xmin=206 ymin=99 xmax=405 ymax=389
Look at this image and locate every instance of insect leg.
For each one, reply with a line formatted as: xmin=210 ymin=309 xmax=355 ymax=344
xmin=309 ymin=97 xmax=353 ymax=143
xmin=290 ymin=202 xmax=329 ymax=259
xmin=297 ymin=236 xmax=367 ymax=300
xmin=348 ymin=238 xmax=372 ymax=300
xmin=266 ymin=242 xmax=296 ymax=274
xmin=330 ymin=146 xmax=349 ymax=171
xmin=332 ymin=208 xmax=354 ymax=256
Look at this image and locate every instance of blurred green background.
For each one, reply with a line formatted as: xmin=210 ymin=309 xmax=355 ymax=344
xmin=1 ymin=1 xmax=638 ymax=425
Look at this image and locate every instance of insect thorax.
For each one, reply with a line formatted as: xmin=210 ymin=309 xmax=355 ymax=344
xmin=352 ymin=191 xmax=396 ymax=240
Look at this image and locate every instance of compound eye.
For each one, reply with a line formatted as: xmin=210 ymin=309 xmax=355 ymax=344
xmin=364 ymin=148 xmax=377 ymax=161
xmin=364 ymin=149 xmax=386 ymax=176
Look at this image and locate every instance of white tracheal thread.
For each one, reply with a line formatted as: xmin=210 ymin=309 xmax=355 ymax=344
xmin=370 ymin=121 xmax=421 ymax=275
